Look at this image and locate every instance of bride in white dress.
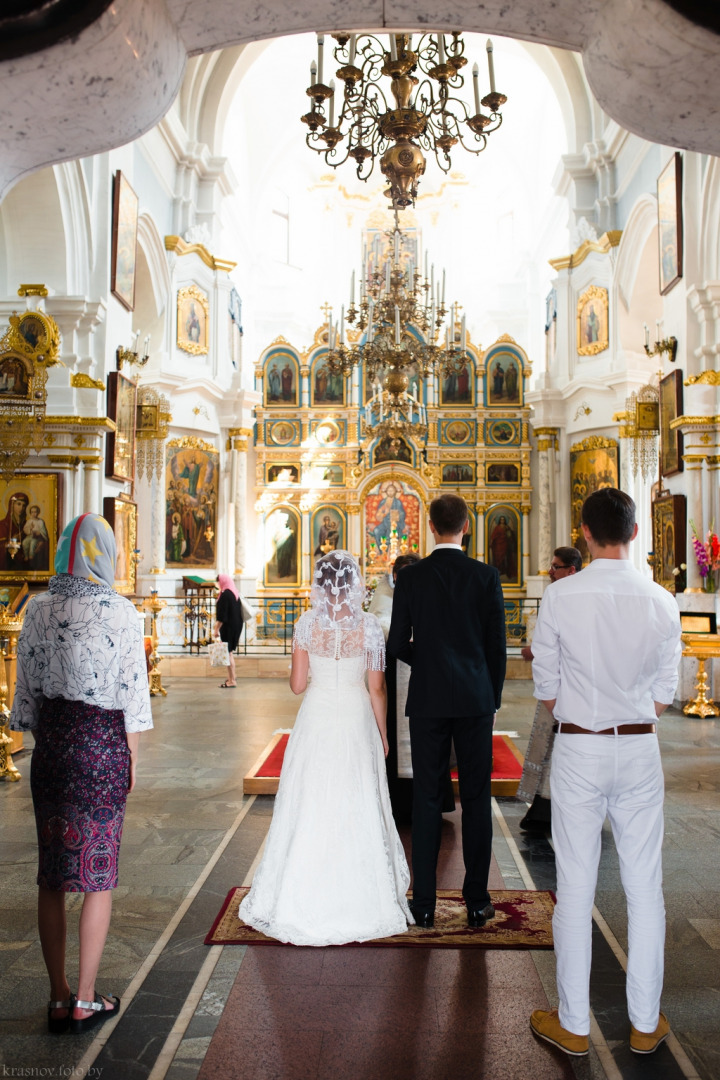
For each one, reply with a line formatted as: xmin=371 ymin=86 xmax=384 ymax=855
xmin=238 ymin=550 xmax=413 ymax=945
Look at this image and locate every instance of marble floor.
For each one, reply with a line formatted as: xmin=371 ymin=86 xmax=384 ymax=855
xmin=0 ymin=674 xmax=718 ymax=1080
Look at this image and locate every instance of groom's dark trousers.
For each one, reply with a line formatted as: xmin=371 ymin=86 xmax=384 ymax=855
xmin=387 ymin=548 xmax=507 ymax=915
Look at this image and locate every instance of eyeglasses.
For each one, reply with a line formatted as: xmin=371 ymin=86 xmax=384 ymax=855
xmin=549 ymin=562 xmax=571 ymax=571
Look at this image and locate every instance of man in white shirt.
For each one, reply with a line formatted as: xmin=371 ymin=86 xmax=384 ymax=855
xmin=530 ymin=488 xmax=682 ymax=1058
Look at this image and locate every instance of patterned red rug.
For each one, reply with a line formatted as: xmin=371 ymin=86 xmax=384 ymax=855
xmin=243 ymin=733 xmax=524 ymax=796
xmin=205 ymin=888 xmax=555 ymax=948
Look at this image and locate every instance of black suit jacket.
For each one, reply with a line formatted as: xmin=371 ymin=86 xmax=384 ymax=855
xmin=387 ymin=549 xmax=506 ymax=718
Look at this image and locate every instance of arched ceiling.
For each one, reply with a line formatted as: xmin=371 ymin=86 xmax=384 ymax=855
xmin=0 ymin=0 xmax=719 ymax=200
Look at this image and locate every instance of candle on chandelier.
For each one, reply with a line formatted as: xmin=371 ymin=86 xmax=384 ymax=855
xmin=461 ymin=315 xmax=466 ymax=351
xmin=349 ymin=34 xmax=357 ymax=66
xmin=394 ymin=231 xmax=399 ymax=261
xmin=386 ymin=261 xmax=391 ymax=291
xmin=656 ymin=320 xmax=661 ymax=341
xmin=317 ymin=34 xmax=324 ymax=85
xmin=644 ymin=322 xmax=650 ymax=347
xmin=329 ymin=80 xmax=335 ymax=126
xmin=390 ymin=34 xmax=398 ymax=62
xmin=326 ymin=307 xmax=332 ymax=345
xmin=472 ymin=63 xmax=481 ymax=114
xmin=350 ymin=270 xmax=355 ymax=304
xmin=395 ymin=305 xmax=401 ymax=345
xmin=310 ymin=60 xmax=317 ymax=86
xmin=408 ymin=265 xmax=414 ymax=291
xmin=486 ymin=39 xmax=496 ymax=94
xmin=424 ymin=251 xmax=429 ymax=279
xmin=431 ymin=263 xmax=435 ymax=294
xmin=143 ymin=334 xmax=151 ymax=354
xmin=340 ymin=305 xmax=345 ymax=344
xmin=430 ymin=301 xmax=436 ymax=330
xmin=438 ymin=34 xmax=446 ymax=65
xmin=441 ymin=269 xmax=446 ymax=303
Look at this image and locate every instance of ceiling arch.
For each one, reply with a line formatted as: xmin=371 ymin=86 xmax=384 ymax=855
xmin=1 ymin=0 xmax=720 ymax=200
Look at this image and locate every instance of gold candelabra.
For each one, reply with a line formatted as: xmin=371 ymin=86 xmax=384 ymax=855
xmin=367 ymin=522 xmax=417 ymax=575
xmin=643 ymin=323 xmax=678 ymax=363
xmin=302 ymin=32 xmax=507 ymax=209
xmin=0 ymin=614 xmax=24 ymax=781
xmin=144 ymin=591 xmax=168 ymax=698
xmin=117 ymin=332 xmax=151 ymax=371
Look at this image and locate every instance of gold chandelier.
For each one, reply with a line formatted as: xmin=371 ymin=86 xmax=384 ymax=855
xmin=324 ymin=220 xmax=472 ymax=451
xmin=302 ymin=32 xmax=507 ymax=209
xmin=623 ymin=383 xmax=659 ymax=481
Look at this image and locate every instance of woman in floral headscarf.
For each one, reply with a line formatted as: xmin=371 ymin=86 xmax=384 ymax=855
xmin=10 ymin=514 xmax=153 ymax=1035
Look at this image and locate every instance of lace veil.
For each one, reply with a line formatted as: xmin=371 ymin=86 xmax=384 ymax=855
xmin=293 ymin=550 xmax=385 ymax=669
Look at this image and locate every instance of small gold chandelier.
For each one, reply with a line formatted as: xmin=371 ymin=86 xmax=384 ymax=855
xmin=623 ymin=383 xmax=659 ymax=481
xmin=302 ymin=32 xmax=507 ymax=209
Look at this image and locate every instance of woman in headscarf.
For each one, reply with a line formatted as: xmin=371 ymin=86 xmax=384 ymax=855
xmin=214 ymin=573 xmax=244 ymax=687
xmin=10 ymin=514 xmax=153 ymax=1034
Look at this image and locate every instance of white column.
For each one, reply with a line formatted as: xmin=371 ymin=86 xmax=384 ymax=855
xmin=234 ymin=449 xmax=247 ymax=574
xmin=149 ymin=468 xmax=166 ymax=573
xmin=534 ymin=428 xmax=557 ymax=574
xmin=348 ymin=507 xmax=362 ymax=563
xmin=82 ymin=458 xmax=100 ymax=513
xmin=684 ymin=456 xmax=705 ymax=591
xmin=522 ymin=508 xmax=531 ymax=583
xmin=476 ymin=508 xmax=485 ymax=560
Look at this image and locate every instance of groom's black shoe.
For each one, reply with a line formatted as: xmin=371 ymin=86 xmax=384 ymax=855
xmin=409 ymin=904 xmax=434 ymax=928
xmin=467 ymin=903 xmax=495 ymax=928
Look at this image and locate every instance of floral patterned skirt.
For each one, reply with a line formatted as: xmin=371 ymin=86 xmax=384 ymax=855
xmin=30 ymin=697 xmax=129 ymax=892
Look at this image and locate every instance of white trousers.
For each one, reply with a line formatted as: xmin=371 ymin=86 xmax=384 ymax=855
xmin=550 ymin=732 xmax=665 ymax=1036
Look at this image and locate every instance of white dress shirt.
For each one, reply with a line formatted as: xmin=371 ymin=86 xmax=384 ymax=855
xmin=531 ymin=559 xmax=681 ymax=729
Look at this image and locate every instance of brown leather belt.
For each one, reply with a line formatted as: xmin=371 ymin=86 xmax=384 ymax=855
xmin=553 ymin=722 xmax=656 ymax=735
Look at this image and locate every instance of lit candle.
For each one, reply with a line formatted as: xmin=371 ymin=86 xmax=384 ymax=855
xmin=329 ymin=79 xmax=335 ymax=126
xmin=349 ymin=34 xmax=357 ymax=65
xmin=438 ymin=34 xmax=446 ymax=65
xmin=317 ymin=34 xmax=325 ymax=85
xmin=395 ymin=305 xmax=401 ymax=345
xmin=472 ymin=62 xmax=481 ymax=114
xmin=486 ymin=39 xmax=496 ymax=94
xmin=644 ymin=322 xmax=650 ymax=347
xmin=310 ymin=60 xmax=317 ymax=86
xmin=390 ymin=34 xmax=398 ymax=61
xmin=350 ymin=270 xmax=355 ymax=304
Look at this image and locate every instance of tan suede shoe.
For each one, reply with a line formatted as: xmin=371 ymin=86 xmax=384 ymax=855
xmin=630 ymin=1011 xmax=670 ymax=1054
xmin=530 ymin=1008 xmax=589 ymax=1057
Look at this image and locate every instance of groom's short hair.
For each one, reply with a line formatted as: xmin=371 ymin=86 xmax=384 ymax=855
xmin=430 ymin=494 xmax=468 ymax=537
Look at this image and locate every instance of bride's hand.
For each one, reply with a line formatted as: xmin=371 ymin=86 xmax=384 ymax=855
xmin=381 ymin=732 xmax=389 ymax=757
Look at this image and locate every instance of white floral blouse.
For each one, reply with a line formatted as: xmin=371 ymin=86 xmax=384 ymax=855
xmin=10 ymin=575 xmax=153 ymax=733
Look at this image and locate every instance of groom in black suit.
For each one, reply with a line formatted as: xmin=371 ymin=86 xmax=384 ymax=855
xmin=387 ymin=494 xmax=507 ymax=927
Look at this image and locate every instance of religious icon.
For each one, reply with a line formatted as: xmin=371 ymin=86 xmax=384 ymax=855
xmin=659 ymin=370 xmax=683 ymax=477
xmin=265 ymin=354 xmax=298 ymax=406
xmin=268 ymin=464 xmax=299 ymax=484
xmin=570 ymin=437 xmax=619 ymax=563
xmin=658 ymin=152 xmax=683 ymax=295
xmin=486 ymin=353 xmax=521 ymax=406
xmin=0 ymin=356 xmax=30 ymax=399
xmin=106 ymin=372 xmax=137 ymax=482
xmin=312 ymin=507 xmax=344 ymax=557
xmin=268 ymin=421 xmax=298 ymax=446
xmin=576 ymin=287 xmax=609 ymax=357
xmin=165 ymin=443 xmax=218 ymax=568
xmin=177 ymin=286 xmax=209 ymax=355
xmin=487 ymin=463 xmax=520 ymax=484
xmin=440 ymin=359 xmax=473 ymax=405
xmin=374 ymin=435 xmax=412 ymax=463
xmin=443 ymin=420 xmax=472 ymax=446
xmin=486 ymin=420 xmax=520 ymax=446
xmin=110 ymin=170 xmax=139 ymax=311
xmin=264 ymin=507 xmax=300 ymax=585
xmin=315 ymin=420 xmax=342 ymax=446
xmin=0 ymin=473 xmax=60 ymax=580
xmin=364 ymin=478 xmax=421 ymax=558
xmin=486 ymin=506 xmax=521 ymax=585
xmin=440 ymin=462 xmax=475 ymax=484
xmin=313 ymin=358 xmax=345 ymax=405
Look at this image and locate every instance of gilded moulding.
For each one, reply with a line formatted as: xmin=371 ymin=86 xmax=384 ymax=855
xmin=17 ymin=284 xmax=49 ymax=297
xmin=167 ymin=436 xmax=217 ymax=452
xmin=164 ymin=235 xmax=236 ymax=273
xmin=670 ymin=414 xmax=720 ymax=429
xmin=570 ymin=435 xmax=618 ymax=452
xmin=549 ymin=231 xmax=623 ymax=272
xmin=46 ymin=415 xmax=117 ymax=430
xmin=71 ymin=372 xmax=105 ymax=391
xmin=684 ymin=371 xmax=720 ymax=386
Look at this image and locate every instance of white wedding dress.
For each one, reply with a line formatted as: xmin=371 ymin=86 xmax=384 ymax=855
xmin=238 ymin=609 xmax=413 ymax=946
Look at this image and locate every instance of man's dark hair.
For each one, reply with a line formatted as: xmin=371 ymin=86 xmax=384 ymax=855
xmin=392 ymin=553 xmax=421 ymax=579
xmin=429 ymin=494 xmax=468 ymax=536
xmin=581 ymin=488 xmax=636 ymax=546
xmin=554 ymin=546 xmax=583 ymax=572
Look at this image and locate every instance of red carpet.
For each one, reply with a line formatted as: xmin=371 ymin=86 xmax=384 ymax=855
xmin=244 ymin=732 xmax=523 ymax=795
xmin=205 ymin=887 xmax=555 ymax=948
